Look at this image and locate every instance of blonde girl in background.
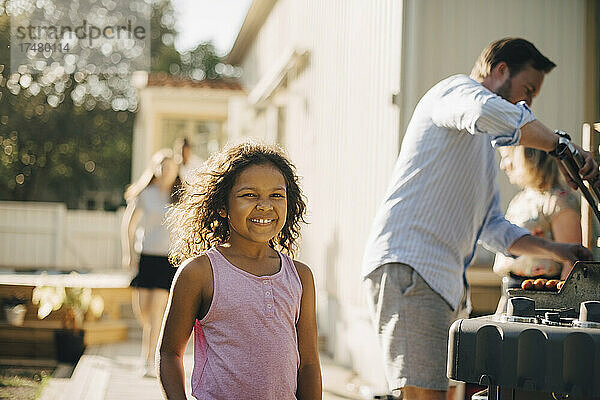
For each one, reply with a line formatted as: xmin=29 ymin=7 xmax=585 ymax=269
xmin=494 ymin=146 xmax=581 ymax=313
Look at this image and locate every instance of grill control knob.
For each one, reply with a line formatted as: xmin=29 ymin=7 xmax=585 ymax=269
xmin=579 ymin=301 xmax=600 ymax=323
xmin=544 ymin=312 xmax=560 ymax=323
xmin=507 ymin=297 xmax=535 ymax=317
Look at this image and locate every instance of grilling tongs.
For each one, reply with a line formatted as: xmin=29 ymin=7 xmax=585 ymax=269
xmin=552 ymin=131 xmax=600 ymax=224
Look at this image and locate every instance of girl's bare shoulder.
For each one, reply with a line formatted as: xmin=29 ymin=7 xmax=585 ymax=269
xmin=175 ymin=253 xmax=213 ymax=284
xmin=292 ymin=259 xmax=314 ymax=283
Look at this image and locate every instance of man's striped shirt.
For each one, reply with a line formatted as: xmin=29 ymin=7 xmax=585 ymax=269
xmin=362 ymin=74 xmax=532 ymax=310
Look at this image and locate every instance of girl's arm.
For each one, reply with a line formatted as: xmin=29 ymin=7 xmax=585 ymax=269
xmin=551 ymin=208 xmax=582 ymax=279
xmin=294 ymin=261 xmax=322 ymax=399
xmin=158 ymin=256 xmax=211 ymax=400
xmin=121 ymin=201 xmax=142 ymax=270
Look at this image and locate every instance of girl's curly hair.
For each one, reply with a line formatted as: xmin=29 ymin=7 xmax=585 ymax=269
xmin=167 ymin=140 xmax=307 ymax=265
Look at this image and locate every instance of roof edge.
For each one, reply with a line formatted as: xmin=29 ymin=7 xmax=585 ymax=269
xmin=140 ymin=72 xmax=244 ymax=91
xmin=225 ymin=0 xmax=277 ymax=65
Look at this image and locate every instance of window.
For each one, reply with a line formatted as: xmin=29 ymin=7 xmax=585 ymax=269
xmin=160 ymin=120 xmax=187 ymax=150
xmin=277 ymin=106 xmax=286 ymax=145
xmin=193 ymin=121 xmax=221 ymax=160
xmin=160 ymin=118 xmax=224 ymax=160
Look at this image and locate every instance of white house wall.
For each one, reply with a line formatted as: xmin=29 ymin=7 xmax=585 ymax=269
xmin=239 ymin=0 xmax=403 ymax=388
xmin=237 ymin=0 xmax=590 ymax=390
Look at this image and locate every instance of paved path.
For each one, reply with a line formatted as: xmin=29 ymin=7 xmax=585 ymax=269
xmin=40 ymin=337 xmax=375 ymax=399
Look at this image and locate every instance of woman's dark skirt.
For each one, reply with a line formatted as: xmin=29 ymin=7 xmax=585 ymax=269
xmin=130 ymin=254 xmax=177 ymax=291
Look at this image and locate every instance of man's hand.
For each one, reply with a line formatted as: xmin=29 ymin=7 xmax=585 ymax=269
xmin=509 ymin=235 xmax=593 ymax=266
xmin=520 ymin=121 xmax=600 ymax=189
xmin=558 ymin=144 xmax=600 ymax=191
xmin=549 ymin=242 xmax=593 ymax=265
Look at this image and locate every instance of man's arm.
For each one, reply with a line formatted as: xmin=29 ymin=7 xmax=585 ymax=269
xmin=508 ymin=234 xmax=592 ymax=266
xmin=520 ymin=120 xmax=599 ymax=188
xmin=518 ymin=119 xmax=558 ymax=151
xmin=431 ymin=78 xmax=600 ymax=187
xmin=430 ymin=77 xmax=533 ymax=147
xmin=480 ymin=188 xmax=592 ymax=266
xmin=479 ymin=190 xmax=531 ymax=257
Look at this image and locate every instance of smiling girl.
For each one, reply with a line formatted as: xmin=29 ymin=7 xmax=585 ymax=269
xmin=158 ymin=141 xmax=321 ymax=400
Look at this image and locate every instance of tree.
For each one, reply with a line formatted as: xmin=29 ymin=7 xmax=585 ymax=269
xmin=0 ymin=11 xmax=133 ymax=208
xmin=150 ymin=0 xmax=182 ymax=75
xmin=180 ymin=42 xmax=226 ymax=80
xmin=0 ymin=0 xmax=237 ymax=208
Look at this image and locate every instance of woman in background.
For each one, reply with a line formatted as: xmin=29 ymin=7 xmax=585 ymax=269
xmin=121 ymin=149 xmax=180 ymax=377
xmin=173 ymin=137 xmax=204 ymax=181
xmin=494 ymin=146 xmax=581 ymax=313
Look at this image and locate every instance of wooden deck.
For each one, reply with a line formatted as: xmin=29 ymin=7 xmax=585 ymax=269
xmin=0 ymin=272 xmax=132 ymax=361
xmin=39 ymin=338 xmax=193 ymax=400
xmin=39 ymin=337 xmax=370 ymax=400
xmin=4 ymin=272 xmax=375 ymax=399
xmin=0 ymin=272 xmax=133 ymax=321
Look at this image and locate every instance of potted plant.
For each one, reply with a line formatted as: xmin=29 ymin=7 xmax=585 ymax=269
xmin=3 ymin=296 xmax=28 ymax=326
xmin=32 ymin=274 xmax=104 ymax=364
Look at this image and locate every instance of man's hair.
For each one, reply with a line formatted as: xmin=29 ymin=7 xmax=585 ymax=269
xmin=471 ymin=38 xmax=556 ymax=80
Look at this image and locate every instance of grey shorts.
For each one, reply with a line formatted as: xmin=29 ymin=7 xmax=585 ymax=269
xmin=364 ymin=263 xmax=469 ymax=392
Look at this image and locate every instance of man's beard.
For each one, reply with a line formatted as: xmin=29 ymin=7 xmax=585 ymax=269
xmin=495 ymin=77 xmax=512 ymax=102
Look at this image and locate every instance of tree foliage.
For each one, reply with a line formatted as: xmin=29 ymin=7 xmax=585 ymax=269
xmin=0 ymin=9 xmax=134 ymax=208
xmin=0 ymin=0 xmax=235 ymax=208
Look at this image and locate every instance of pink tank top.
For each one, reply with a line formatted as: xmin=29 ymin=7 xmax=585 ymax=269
xmin=191 ymin=247 xmax=302 ymax=400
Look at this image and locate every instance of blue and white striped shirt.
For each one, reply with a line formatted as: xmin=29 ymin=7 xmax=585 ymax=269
xmin=362 ymin=74 xmax=532 ymax=310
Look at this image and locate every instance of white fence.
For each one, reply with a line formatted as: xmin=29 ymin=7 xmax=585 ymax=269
xmin=0 ymin=201 xmax=124 ymax=271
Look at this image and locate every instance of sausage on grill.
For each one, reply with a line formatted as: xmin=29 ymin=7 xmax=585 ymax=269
xmin=521 ymin=279 xmax=535 ymax=290
xmin=545 ymin=279 xmax=560 ymax=291
xmin=533 ymin=278 xmax=548 ymax=290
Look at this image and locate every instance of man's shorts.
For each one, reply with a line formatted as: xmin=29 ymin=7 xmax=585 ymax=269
xmin=364 ymin=263 xmax=469 ymax=392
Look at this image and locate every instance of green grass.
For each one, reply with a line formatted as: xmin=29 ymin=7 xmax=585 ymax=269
xmin=0 ymin=366 xmax=54 ymax=400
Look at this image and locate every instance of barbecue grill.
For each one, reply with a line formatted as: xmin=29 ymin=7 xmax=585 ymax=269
xmin=448 ymin=134 xmax=600 ymax=400
xmin=448 ymin=261 xmax=600 ymax=399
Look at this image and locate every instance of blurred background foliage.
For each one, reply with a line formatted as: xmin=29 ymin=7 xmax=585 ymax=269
xmin=0 ymin=0 xmax=236 ymax=209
